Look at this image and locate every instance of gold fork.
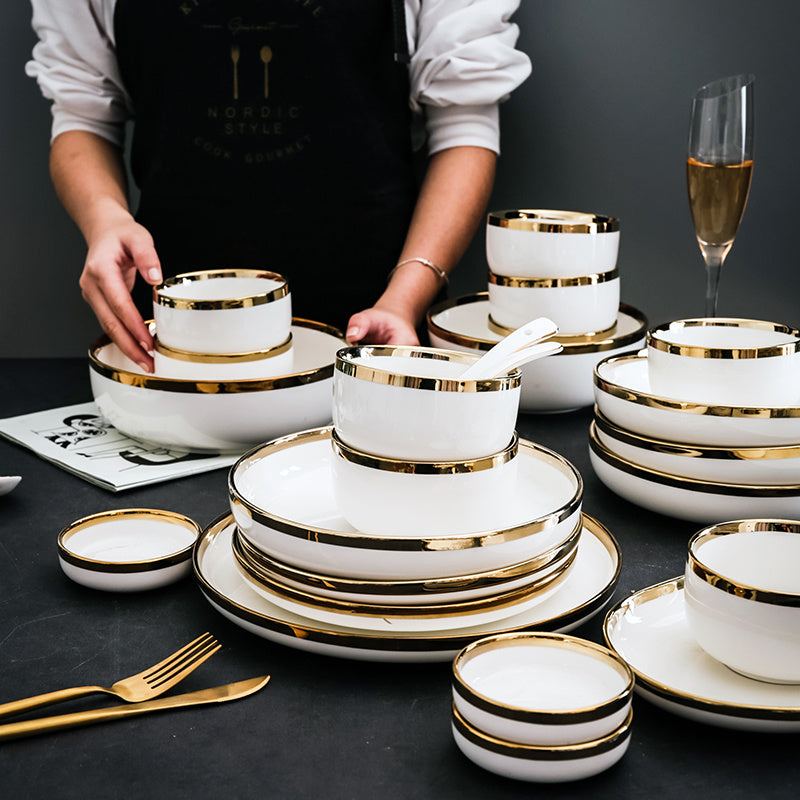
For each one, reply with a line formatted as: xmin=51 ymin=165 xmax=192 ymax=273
xmin=0 ymin=632 xmax=220 ymax=719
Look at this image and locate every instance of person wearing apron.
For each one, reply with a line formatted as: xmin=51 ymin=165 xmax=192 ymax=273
xmin=27 ymin=1 xmax=531 ymax=371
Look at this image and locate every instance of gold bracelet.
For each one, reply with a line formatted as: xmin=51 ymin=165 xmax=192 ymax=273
xmin=388 ymin=257 xmax=449 ymax=284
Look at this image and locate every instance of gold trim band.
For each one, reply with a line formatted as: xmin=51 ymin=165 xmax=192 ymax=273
xmin=487 ymin=315 xmax=619 ymax=341
xmin=688 ymin=521 xmax=800 ymax=607
xmin=647 ymin=318 xmax=800 ymax=359
xmin=487 ymin=209 xmax=620 ymax=234
xmin=335 ymin=345 xmax=521 ymax=392
xmin=452 ymin=632 xmax=633 ymax=724
xmin=488 ymin=268 xmax=619 ymax=289
xmin=153 ymin=333 xmax=293 ymax=363
xmin=154 ymin=269 xmax=289 ymax=310
xmin=58 ymin=508 xmax=200 ymax=573
xmin=330 ymin=429 xmax=518 ymax=475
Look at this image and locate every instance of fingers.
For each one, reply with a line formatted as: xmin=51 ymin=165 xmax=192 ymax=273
xmin=129 ymin=235 xmax=162 ymax=286
xmin=345 ymin=311 xmax=371 ymax=343
xmin=345 ymin=309 xmax=420 ymax=346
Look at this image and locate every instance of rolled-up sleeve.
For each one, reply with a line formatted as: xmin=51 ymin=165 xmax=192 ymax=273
xmin=25 ymin=0 xmax=131 ymax=146
xmin=406 ymin=0 xmax=531 ymax=155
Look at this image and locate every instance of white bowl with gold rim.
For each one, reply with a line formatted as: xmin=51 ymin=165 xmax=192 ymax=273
xmin=593 ymin=350 xmax=800 ymax=446
xmin=647 ymin=318 xmax=800 ymax=407
xmin=330 ymin=429 xmax=520 ymax=536
xmin=231 ymin=523 xmax=580 ymax=606
xmin=153 ymin=269 xmax=291 ymax=354
xmin=452 ymin=702 xmax=632 ymax=783
xmin=488 ymin=269 xmax=620 ymax=335
xmin=228 ymin=427 xmax=583 ymax=580
xmin=332 ymin=345 xmax=521 ymax=461
xmin=593 ymin=412 xmax=800 ymax=485
xmin=685 ymin=520 xmax=800 ymax=684
xmin=427 ymin=293 xmax=646 ymax=414
xmin=152 ymin=333 xmax=294 ymax=380
xmin=452 ymin=632 xmax=633 ymax=747
xmin=58 ymin=508 xmax=201 ymax=592
xmin=89 ymin=319 xmax=344 ymax=452
xmin=486 ymin=210 xmax=620 ymax=278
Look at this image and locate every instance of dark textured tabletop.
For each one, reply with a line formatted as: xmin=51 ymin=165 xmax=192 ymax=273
xmin=0 ymin=358 xmax=796 ymax=800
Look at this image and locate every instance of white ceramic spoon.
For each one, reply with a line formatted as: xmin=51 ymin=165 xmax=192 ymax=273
xmin=0 ymin=476 xmax=21 ymax=496
xmin=458 ymin=317 xmax=561 ymax=381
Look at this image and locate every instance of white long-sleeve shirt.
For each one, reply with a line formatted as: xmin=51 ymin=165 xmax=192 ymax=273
xmin=26 ymin=0 xmax=531 ymax=155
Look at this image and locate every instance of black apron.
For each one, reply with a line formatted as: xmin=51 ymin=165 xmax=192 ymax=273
xmin=114 ymin=0 xmax=417 ymax=332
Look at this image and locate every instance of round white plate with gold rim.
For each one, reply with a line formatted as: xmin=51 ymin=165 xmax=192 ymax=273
xmin=604 ymin=578 xmax=800 ymax=732
xmin=89 ymin=319 xmax=345 ymax=452
xmin=594 ymin=350 xmax=800 ymax=446
xmin=193 ymin=513 xmax=621 ymax=662
xmin=426 ymin=293 xmax=646 ymax=413
xmin=589 ymin=427 xmax=800 ymax=524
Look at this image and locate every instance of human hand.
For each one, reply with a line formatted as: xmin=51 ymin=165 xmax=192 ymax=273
xmin=345 ymin=307 xmax=420 ymax=346
xmin=79 ymin=215 xmax=162 ymax=372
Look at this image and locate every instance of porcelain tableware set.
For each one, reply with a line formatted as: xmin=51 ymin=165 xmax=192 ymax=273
xmin=591 ymin=318 xmax=800 ymax=522
xmin=427 ymin=210 xmax=648 ymax=413
xmin=89 ymin=269 xmax=346 ymax=452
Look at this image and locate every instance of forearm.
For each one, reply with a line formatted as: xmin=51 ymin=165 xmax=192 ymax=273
xmin=375 ymin=145 xmax=497 ymax=326
xmin=49 ymin=130 xmax=133 ymax=245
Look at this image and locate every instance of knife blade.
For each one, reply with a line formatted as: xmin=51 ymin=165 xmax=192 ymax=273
xmin=0 ymin=675 xmax=270 ymax=742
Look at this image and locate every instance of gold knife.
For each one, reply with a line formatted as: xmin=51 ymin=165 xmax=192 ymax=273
xmin=0 ymin=675 xmax=270 ymax=742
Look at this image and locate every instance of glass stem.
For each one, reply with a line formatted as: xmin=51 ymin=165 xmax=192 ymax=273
xmin=703 ymin=247 xmax=727 ymax=317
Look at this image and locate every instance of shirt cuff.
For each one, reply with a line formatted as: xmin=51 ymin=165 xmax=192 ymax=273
xmin=424 ymin=103 xmax=500 ymax=156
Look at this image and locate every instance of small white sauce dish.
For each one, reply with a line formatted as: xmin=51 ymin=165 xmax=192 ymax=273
xmin=487 ymin=269 xmax=620 ymax=335
xmin=332 ymin=345 xmax=521 ymax=461
xmin=57 ymin=508 xmax=201 ymax=592
xmin=486 ymin=210 xmax=620 ymax=278
xmin=451 ymin=632 xmax=634 ymax=746
xmin=153 ymin=268 xmax=291 ymax=354
xmin=685 ymin=519 xmax=800 ymax=684
xmin=647 ymin=318 xmax=800 ymax=406
xmin=452 ymin=702 xmax=633 ymax=783
xmin=330 ymin=429 xmax=520 ymax=536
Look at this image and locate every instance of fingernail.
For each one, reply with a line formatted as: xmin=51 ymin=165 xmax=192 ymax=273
xmin=137 ymin=361 xmax=153 ymax=373
xmin=347 ymin=327 xmax=360 ymax=339
xmin=140 ymin=340 xmax=151 ymax=352
xmin=148 ymin=269 xmax=162 ymax=282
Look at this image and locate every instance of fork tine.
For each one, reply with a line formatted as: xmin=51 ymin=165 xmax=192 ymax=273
xmin=140 ymin=633 xmax=217 ymax=684
xmin=145 ymin=639 xmax=221 ymax=690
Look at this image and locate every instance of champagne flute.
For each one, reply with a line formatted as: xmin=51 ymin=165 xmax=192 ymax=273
xmin=687 ymin=74 xmax=754 ymax=317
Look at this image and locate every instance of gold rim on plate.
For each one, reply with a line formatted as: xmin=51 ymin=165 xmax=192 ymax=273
xmin=154 ymin=268 xmax=289 ymax=310
xmin=153 ymin=332 xmax=293 ymax=363
xmin=488 ymin=268 xmax=619 ymax=289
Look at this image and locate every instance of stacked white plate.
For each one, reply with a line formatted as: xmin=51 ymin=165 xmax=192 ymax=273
xmin=591 ymin=349 xmax=800 ymax=523
xmin=192 ymin=426 xmax=623 ymax=662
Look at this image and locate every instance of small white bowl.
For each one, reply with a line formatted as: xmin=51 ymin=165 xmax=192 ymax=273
xmin=452 ymin=632 xmax=633 ymax=746
xmin=332 ymin=345 xmax=521 ymax=461
xmin=685 ymin=520 xmax=800 ymax=683
xmin=153 ymin=269 xmax=291 ymax=354
xmin=647 ymin=318 xmax=800 ymax=406
xmin=330 ymin=430 xmax=520 ymax=536
xmin=487 ymin=269 xmax=620 ymax=335
xmin=452 ymin=703 xmax=632 ymax=783
xmin=152 ymin=334 xmax=294 ymax=380
xmin=486 ymin=210 xmax=620 ymax=278
xmin=58 ymin=508 xmax=201 ymax=592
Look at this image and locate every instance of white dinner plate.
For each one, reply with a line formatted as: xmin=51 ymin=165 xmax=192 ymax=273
xmin=0 ymin=476 xmax=21 ymax=496
xmin=594 ymin=350 xmax=800 ymax=446
xmin=604 ymin=578 xmax=800 ymax=732
xmin=589 ymin=427 xmax=800 ymax=524
xmin=193 ymin=513 xmax=621 ymax=662
xmin=426 ymin=293 xmax=646 ymax=413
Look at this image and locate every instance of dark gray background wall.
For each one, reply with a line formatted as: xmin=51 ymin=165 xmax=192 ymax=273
xmin=3 ymin=1 xmax=799 ymax=357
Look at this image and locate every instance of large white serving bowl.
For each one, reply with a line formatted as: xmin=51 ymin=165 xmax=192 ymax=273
xmin=647 ymin=318 xmax=800 ymax=407
xmin=604 ymin=578 xmax=800 ymax=732
xmin=89 ymin=319 xmax=345 ymax=452
xmin=228 ymin=427 xmax=583 ymax=580
xmin=488 ymin=269 xmax=619 ymax=335
xmin=593 ymin=412 xmax=800 ymax=485
xmin=427 ymin=293 xmax=646 ymax=414
xmin=152 ymin=334 xmax=294 ymax=380
xmin=153 ymin=269 xmax=291 ymax=354
xmin=332 ymin=345 xmax=520 ymax=461
xmin=452 ymin=703 xmax=632 ymax=783
xmin=685 ymin=520 xmax=800 ymax=684
xmin=594 ymin=350 xmax=800 ymax=446
xmin=589 ymin=427 xmax=800 ymax=523
xmin=330 ymin=430 xmax=520 ymax=536
xmin=452 ymin=632 xmax=633 ymax=747
xmin=486 ymin=210 xmax=620 ymax=278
